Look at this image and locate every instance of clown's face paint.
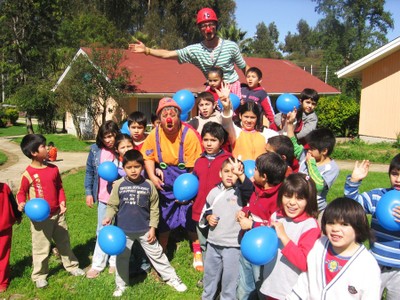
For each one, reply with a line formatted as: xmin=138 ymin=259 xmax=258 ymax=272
xmin=160 ymin=107 xmax=180 ymax=135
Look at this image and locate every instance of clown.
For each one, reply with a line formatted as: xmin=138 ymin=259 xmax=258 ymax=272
xmin=140 ymin=97 xmax=203 ymax=260
xmin=129 ymin=7 xmax=250 ymax=98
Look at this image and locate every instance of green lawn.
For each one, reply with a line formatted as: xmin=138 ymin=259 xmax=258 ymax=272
xmin=0 ymin=150 xmax=7 ymax=165
xmin=0 ymin=122 xmax=39 ymax=137
xmin=4 ymin=168 xmax=389 ymax=299
xmin=11 ymin=134 xmax=92 ymax=152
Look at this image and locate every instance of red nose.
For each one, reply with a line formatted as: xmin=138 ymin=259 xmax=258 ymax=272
xmin=205 ymin=27 xmax=213 ymax=34
xmin=166 ymin=117 xmax=172 ymax=123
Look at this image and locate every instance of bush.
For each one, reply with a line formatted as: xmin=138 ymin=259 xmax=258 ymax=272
xmin=0 ymin=107 xmax=19 ymax=127
xmin=316 ymin=95 xmax=359 ymax=137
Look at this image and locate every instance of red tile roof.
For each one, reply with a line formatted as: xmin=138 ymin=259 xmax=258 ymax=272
xmin=81 ymin=47 xmax=340 ymax=95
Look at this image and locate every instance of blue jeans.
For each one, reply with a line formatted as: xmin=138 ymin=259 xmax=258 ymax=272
xmin=237 ymin=254 xmax=263 ymax=300
xmin=91 ymin=202 xmax=115 ymax=271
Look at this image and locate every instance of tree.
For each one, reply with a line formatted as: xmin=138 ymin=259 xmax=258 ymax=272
xmin=312 ymin=0 xmax=394 ymax=96
xmin=250 ymin=22 xmax=281 ymax=58
xmin=55 ymin=48 xmax=131 ymax=139
xmin=218 ymin=24 xmax=252 ymax=54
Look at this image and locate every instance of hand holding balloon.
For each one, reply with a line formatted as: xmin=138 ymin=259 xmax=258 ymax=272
xmin=271 ymin=221 xmax=290 ymax=247
xmin=393 ymin=205 xmax=400 ymax=223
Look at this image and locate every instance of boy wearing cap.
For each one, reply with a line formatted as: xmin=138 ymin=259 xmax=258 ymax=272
xmin=129 ymin=7 xmax=250 ymax=98
xmin=140 ymin=97 xmax=203 ymax=265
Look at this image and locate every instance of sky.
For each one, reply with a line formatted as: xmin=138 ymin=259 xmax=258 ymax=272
xmin=235 ymin=0 xmax=400 ymax=44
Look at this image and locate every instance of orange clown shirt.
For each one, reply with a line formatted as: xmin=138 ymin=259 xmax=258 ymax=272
xmin=141 ymin=124 xmax=202 ymax=168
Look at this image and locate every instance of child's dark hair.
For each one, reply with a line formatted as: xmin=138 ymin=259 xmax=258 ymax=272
xmin=151 ymin=113 xmax=159 ymax=124
xmin=300 ymin=88 xmax=319 ymax=103
xmin=20 ymin=134 xmax=46 ymax=159
xmin=246 ymin=67 xmax=262 ymax=80
xmin=115 ymin=133 xmax=133 ymax=150
xmin=95 ymin=120 xmax=119 ymax=148
xmin=127 ymin=111 xmax=147 ymax=127
xmin=239 ymin=101 xmax=262 ymax=130
xmin=122 ymin=149 xmax=144 ymax=167
xmin=48 ymin=141 xmax=55 ymax=147
xmin=322 ymin=197 xmax=373 ymax=244
xmin=267 ymin=135 xmax=294 ymax=166
xmin=207 ymin=66 xmax=223 ymax=79
xmin=278 ymin=173 xmax=318 ymax=218
xmin=197 ymin=91 xmax=215 ymax=105
xmin=201 ymin=122 xmax=228 ymax=144
xmin=306 ymin=128 xmax=336 ymax=156
xmin=255 ymin=152 xmax=287 ymax=185
xmin=389 ymin=153 xmax=400 ymax=175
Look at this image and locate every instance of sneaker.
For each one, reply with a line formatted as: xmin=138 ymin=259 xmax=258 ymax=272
xmin=86 ymin=268 xmax=100 ymax=279
xmin=166 ymin=277 xmax=187 ymax=292
xmin=109 ymin=266 xmax=116 ymax=274
xmin=113 ymin=286 xmax=126 ymax=297
xmin=193 ymin=251 xmax=204 ymax=272
xmin=35 ymin=279 xmax=48 ymax=289
xmin=70 ymin=268 xmax=85 ymax=276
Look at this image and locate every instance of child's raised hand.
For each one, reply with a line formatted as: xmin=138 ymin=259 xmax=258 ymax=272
xmin=206 ymin=214 xmax=220 ymax=227
xmin=60 ymin=201 xmax=67 ymax=215
xmin=216 ymin=82 xmax=232 ymax=111
xmin=229 ymin=157 xmax=244 ymax=177
xmin=393 ymin=205 xmax=400 ymax=223
xmin=350 ymin=160 xmax=370 ymax=182
xmin=286 ymin=108 xmax=297 ymax=124
xmin=102 ymin=217 xmax=112 ymax=226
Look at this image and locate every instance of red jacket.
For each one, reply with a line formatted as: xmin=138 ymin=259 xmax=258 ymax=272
xmin=0 ymin=183 xmax=20 ymax=231
xmin=242 ymin=182 xmax=282 ymax=227
xmin=192 ymin=150 xmax=232 ymax=221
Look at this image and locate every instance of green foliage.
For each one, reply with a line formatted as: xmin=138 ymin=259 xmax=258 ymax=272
xmin=0 ymin=150 xmax=7 ymax=165
xmin=250 ymin=22 xmax=282 ymax=58
xmin=218 ymin=24 xmax=252 ymax=54
xmin=332 ymin=139 xmax=397 ymax=164
xmin=12 ymin=134 xmax=92 ymax=152
xmin=316 ymin=95 xmax=359 ymax=136
xmin=0 ymin=121 xmax=38 ymax=136
xmin=0 ymin=106 xmax=18 ymax=127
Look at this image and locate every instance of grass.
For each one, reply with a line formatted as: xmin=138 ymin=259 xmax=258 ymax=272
xmin=0 ymin=122 xmax=39 ymax=137
xmin=332 ymin=139 xmax=398 ymax=164
xmin=11 ymin=134 xmax=92 ymax=152
xmin=0 ymin=150 xmax=7 ymax=165
xmin=3 ymin=168 xmax=389 ymax=300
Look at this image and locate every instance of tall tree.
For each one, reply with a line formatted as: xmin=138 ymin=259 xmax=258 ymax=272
xmin=250 ymin=22 xmax=281 ymax=58
xmin=218 ymin=24 xmax=252 ymax=54
xmin=312 ymin=0 xmax=394 ymax=96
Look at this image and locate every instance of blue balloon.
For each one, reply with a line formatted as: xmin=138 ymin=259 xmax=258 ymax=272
xmin=376 ymin=190 xmax=400 ymax=231
xmin=173 ymin=89 xmax=195 ymax=114
xmin=25 ymin=198 xmax=50 ymax=222
xmin=98 ymin=225 xmax=127 ymax=255
xmin=276 ymin=93 xmax=300 ymax=114
xmin=98 ymin=161 xmax=118 ymax=182
xmin=173 ymin=173 xmax=199 ymax=201
xmin=241 ymin=226 xmax=278 ymax=265
xmin=243 ymin=160 xmax=256 ymax=178
xmin=121 ymin=121 xmax=130 ymax=135
xmin=218 ymin=93 xmax=241 ymax=111
xmin=180 ymin=112 xmax=189 ymax=121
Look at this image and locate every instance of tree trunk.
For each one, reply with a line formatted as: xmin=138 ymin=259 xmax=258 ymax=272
xmin=25 ymin=115 xmax=34 ymax=134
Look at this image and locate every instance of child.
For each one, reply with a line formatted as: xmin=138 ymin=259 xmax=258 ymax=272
xmin=0 ymin=182 xmax=21 ymax=292
xmin=200 ymin=157 xmax=253 ymax=299
xmin=259 ymin=173 xmax=320 ymax=299
xmin=205 ymin=66 xmax=224 ymax=103
xmin=84 ymin=120 xmax=119 ymax=279
xmin=151 ymin=113 xmax=161 ymax=129
xmin=187 ymin=91 xmax=222 ymax=135
xmin=127 ymin=111 xmax=148 ymax=150
xmin=103 ymin=150 xmax=187 ymax=297
xmin=240 ymin=67 xmax=275 ymax=128
xmin=115 ymin=134 xmax=134 ymax=177
xmin=273 ymin=88 xmax=319 ymax=142
xmin=287 ymin=110 xmax=339 ymax=213
xmin=16 ymin=134 xmax=84 ymax=288
xmin=265 ymin=135 xmax=299 ymax=176
xmin=219 ymin=83 xmax=278 ymax=161
xmin=236 ymin=152 xmax=287 ymax=300
xmin=192 ymin=122 xmax=231 ymax=272
xmin=47 ymin=141 xmax=57 ymax=161
xmin=344 ymin=154 xmax=400 ymax=299
xmin=288 ymin=197 xmax=381 ymax=299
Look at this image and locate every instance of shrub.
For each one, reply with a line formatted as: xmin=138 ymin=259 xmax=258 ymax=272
xmin=316 ymin=95 xmax=359 ymax=137
xmin=5 ymin=108 xmax=19 ymax=125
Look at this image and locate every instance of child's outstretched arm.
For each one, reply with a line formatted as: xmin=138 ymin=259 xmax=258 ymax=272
xmin=286 ymin=109 xmax=304 ymax=159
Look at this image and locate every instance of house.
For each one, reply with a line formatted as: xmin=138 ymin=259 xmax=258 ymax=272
xmin=336 ymin=36 xmax=400 ymax=142
xmin=53 ymin=47 xmax=339 ymax=136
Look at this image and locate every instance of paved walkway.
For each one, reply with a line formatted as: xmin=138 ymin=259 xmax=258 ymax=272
xmin=0 ymin=136 xmax=390 ymax=192
xmin=0 ymin=137 xmax=87 ymax=192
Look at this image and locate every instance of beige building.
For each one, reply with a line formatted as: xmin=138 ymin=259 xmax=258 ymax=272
xmin=336 ymin=36 xmax=400 ymax=142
